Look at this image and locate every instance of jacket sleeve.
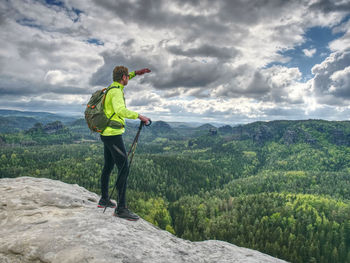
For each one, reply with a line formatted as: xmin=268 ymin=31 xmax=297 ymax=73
xmin=111 ymin=88 xmax=139 ymax=119
xmin=129 ymin=71 xmax=136 ymax=80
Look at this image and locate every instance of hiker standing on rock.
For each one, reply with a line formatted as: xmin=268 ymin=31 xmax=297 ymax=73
xmin=98 ymin=65 xmax=151 ymax=221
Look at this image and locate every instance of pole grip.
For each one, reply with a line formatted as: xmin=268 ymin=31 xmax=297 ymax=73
xmin=145 ymin=119 xmax=152 ymax=126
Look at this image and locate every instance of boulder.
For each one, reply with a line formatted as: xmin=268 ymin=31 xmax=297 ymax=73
xmin=0 ymin=177 xmax=287 ymax=263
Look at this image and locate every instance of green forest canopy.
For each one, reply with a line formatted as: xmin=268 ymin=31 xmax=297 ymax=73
xmin=1 ymin=118 xmax=350 ymax=263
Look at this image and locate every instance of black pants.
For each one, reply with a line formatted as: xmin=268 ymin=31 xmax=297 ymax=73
xmin=100 ymin=135 xmax=129 ymax=208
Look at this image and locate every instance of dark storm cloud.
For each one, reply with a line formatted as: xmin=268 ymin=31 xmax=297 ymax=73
xmin=92 ymin=0 xmax=348 ymax=45
xmin=89 ymin=50 xmax=155 ymax=87
xmin=167 ymin=44 xmax=240 ymax=60
xmin=216 ymin=68 xmax=270 ymax=99
xmin=90 ymin=49 xmax=225 ymax=91
xmin=218 ymin=0 xmax=292 ymax=25
xmin=122 ymin=39 xmax=135 ymax=47
xmin=0 ymin=10 xmax=6 ymax=26
xmin=0 ymin=78 xmax=35 ymax=95
xmin=248 ymin=71 xmax=299 ymax=104
xmin=214 ymin=65 xmax=273 ymax=99
xmin=246 ymin=71 xmax=271 ymax=96
xmin=92 ymin=0 xmax=229 ymax=40
xmin=309 ymin=0 xmax=350 ymax=12
xmin=129 ymin=95 xmax=161 ymax=107
xmin=149 ymin=58 xmax=223 ymax=89
xmin=17 ymin=37 xmax=60 ymax=59
xmin=92 ymin=0 xmax=180 ymax=28
xmin=0 ymin=94 xmax=85 ymax=115
xmin=0 ymin=76 xmax=90 ymax=96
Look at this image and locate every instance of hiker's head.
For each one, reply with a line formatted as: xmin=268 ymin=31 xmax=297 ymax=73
xmin=113 ymin=66 xmax=129 ymax=85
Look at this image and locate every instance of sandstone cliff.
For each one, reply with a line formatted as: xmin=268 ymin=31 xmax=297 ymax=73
xmin=0 ymin=177 xmax=287 ymax=263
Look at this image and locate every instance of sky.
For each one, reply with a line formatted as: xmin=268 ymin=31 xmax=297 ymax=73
xmin=0 ymin=0 xmax=350 ymax=125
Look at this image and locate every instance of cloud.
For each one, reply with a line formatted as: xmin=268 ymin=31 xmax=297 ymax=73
xmin=0 ymin=1 xmax=103 ymax=97
xmin=212 ymin=65 xmax=305 ymax=104
xmin=0 ymin=93 xmax=88 ymax=116
xmin=128 ymin=92 xmax=161 ymax=107
xmin=329 ymin=27 xmax=350 ymax=52
xmin=89 ymin=50 xmax=156 ymax=87
xmin=329 ymin=66 xmax=350 ymax=96
xmin=90 ymin=48 xmax=226 ymax=93
xmin=149 ymin=58 xmax=224 ymax=89
xmin=312 ymin=49 xmax=350 ymax=104
xmin=303 ymin=48 xmax=317 ymax=57
xmin=0 ymin=0 xmax=350 ymax=123
xmin=218 ymin=0 xmax=295 ymax=25
xmin=91 ymin=0 xmax=229 ymax=36
xmin=44 ymin=70 xmax=77 ymax=85
xmin=166 ymin=44 xmax=240 ymax=61
xmin=309 ymin=0 xmax=350 ymax=13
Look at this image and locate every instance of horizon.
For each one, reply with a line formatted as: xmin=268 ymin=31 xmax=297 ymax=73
xmin=1 ymin=108 xmax=350 ymax=129
xmin=0 ymin=1 xmax=350 ymax=123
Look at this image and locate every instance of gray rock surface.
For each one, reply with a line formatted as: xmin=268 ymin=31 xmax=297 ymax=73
xmin=0 ymin=177 xmax=288 ymax=263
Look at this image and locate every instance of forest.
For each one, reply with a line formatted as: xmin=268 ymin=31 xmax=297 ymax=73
xmin=1 ymin=112 xmax=350 ymax=263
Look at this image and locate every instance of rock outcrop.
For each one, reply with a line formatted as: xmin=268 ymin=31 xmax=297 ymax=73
xmin=0 ymin=177 xmax=287 ymax=263
xmin=218 ymin=125 xmax=233 ymax=134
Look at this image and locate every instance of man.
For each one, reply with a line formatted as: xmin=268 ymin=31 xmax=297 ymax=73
xmin=98 ymin=65 xmax=151 ymax=221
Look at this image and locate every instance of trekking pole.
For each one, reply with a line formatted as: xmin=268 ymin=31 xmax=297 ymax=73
xmin=103 ymin=120 xmax=151 ymax=213
xmin=128 ymin=121 xmax=144 ymax=166
xmin=128 ymin=120 xmax=152 ymax=169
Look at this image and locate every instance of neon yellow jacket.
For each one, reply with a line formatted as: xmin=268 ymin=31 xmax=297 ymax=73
xmin=101 ymin=71 xmax=138 ymax=136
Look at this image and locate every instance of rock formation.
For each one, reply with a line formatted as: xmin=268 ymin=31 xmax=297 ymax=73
xmin=0 ymin=177 xmax=287 ymax=263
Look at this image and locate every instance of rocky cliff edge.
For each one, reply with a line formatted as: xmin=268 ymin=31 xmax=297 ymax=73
xmin=0 ymin=177 xmax=287 ymax=263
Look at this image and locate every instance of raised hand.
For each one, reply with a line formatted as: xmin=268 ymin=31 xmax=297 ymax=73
xmin=135 ymin=68 xmax=151 ymax=75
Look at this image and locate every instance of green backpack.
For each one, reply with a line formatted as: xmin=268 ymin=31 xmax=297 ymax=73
xmin=84 ymin=87 xmax=124 ymax=133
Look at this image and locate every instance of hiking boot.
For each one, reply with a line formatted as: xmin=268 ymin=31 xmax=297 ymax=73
xmin=97 ymin=198 xmax=117 ymax=208
xmin=114 ymin=207 xmax=139 ymax=221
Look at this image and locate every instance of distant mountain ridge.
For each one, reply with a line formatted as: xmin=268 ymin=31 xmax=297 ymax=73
xmin=0 ymin=109 xmax=76 ymax=133
xmin=0 ymin=109 xmax=76 ymax=123
xmin=229 ymin=119 xmax=350 ymax=146
xmin=0 ymin=116 xmax=39 ymax=133
xmin=2 ymin=109 xmax=350 ymax=147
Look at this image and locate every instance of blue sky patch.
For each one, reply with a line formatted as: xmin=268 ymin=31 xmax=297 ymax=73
xmin=266 ymin=17 xmax=348 ymax=82
xmin=16 ymin=18 xmax=43 ymax=30
xmin=72 ymin=8 xmax=83 ymax=17
xmin=282 ymin=26 xmax=343 ymax=80
xmin=87 ymin=38 xmax=104 ymax=46
xmin=44 ymin=0 xmax=64 ymax=7
xmin=43 ymin=0 xmax=83 ymax=22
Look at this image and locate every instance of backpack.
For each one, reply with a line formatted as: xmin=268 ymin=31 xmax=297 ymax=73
xmin=84 ymin=87 xmax=124 ymax=133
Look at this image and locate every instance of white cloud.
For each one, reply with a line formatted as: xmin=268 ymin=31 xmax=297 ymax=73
xmin=329 ymin=13 xmax=350 ymax=53
xmin=329 ymin=31 xmax=350 ymax=52
xmin=312 ymin=49 xmax=350 ymax=104
xmin=44 ymin=70 xmax=76 ymax=85
xmin=329 ymin=66 xmax=350 ymax=93
xmin=303 ymin=48 xmax=317 ymax=57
